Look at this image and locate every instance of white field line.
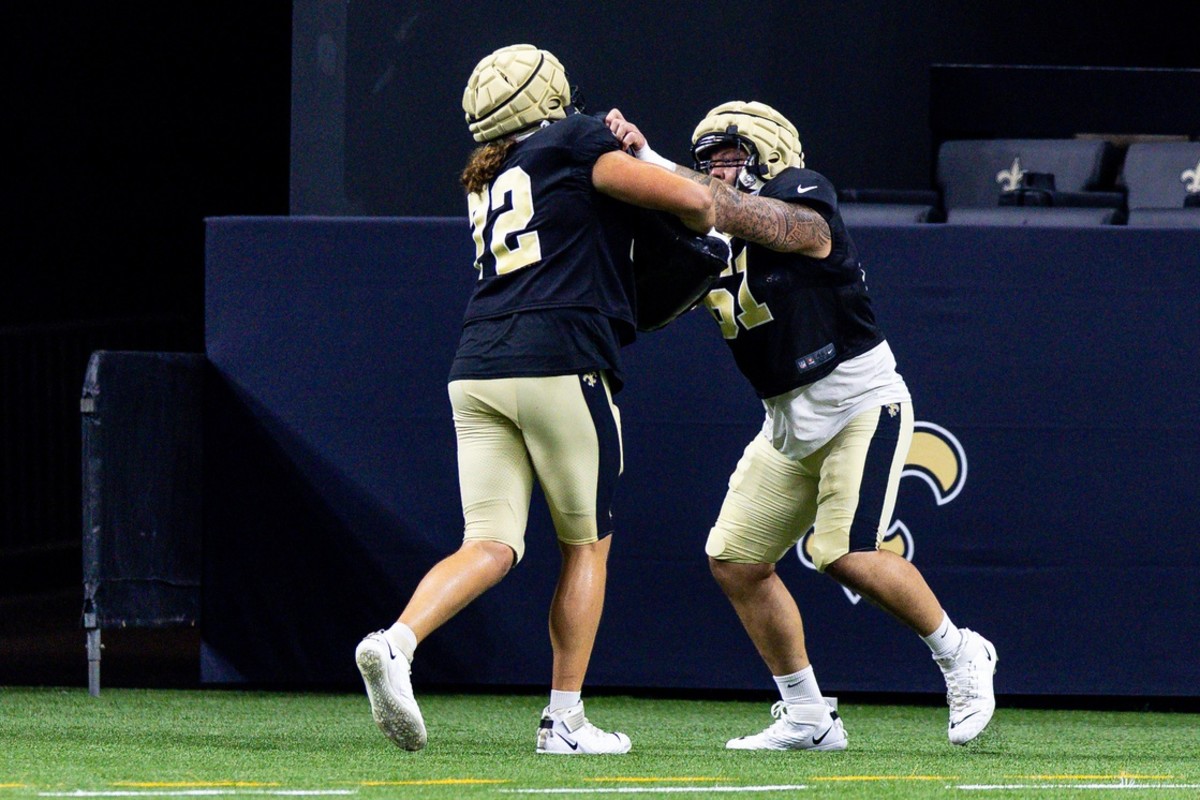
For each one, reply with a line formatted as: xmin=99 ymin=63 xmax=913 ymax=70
xmin=956 ymin=784 xmax=1200 ymax=792
xmin=500 ymin=788 xmax=808 ymax=795
xmin=38 ymin=792 xmax=356 ymax=798
xmin=39 ymin=780 xmax=1200 ymax=798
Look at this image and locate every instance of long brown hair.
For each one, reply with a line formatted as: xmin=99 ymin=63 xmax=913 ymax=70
xmin=460 ymin=138 xmax=518 ymax=194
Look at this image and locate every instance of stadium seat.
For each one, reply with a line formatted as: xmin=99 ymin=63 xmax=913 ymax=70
xmin=1119 ymin=141 xmax=1200 ymax=228
xmin=937 ymin=138 xmax=1125 ymax=225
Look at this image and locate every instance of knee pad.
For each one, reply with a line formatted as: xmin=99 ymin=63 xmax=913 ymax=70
xmin=804 ymin=530 xmax=850 ymax=573
xmin=463 ymin=499 xmax=526 ymax=564
xmin=548 ymin=508 xmax=600 ymax=547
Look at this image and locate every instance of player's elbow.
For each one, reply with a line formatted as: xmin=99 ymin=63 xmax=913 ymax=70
xmin=676 ymin=186 xmax=716 ymax=233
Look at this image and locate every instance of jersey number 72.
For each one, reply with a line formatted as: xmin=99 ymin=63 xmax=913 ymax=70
xmin=468 ymin=166 xmax=542 ymax=277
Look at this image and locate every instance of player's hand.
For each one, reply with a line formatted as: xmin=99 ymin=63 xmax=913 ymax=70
xmin=605 ymin=108 xmax=648 ymax=154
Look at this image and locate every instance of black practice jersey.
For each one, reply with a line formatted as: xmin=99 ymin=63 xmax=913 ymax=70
xmin=702 ymin=167 xmax=884 ymax=398
xmin=460 ymin=114 xmax=638 ymax=343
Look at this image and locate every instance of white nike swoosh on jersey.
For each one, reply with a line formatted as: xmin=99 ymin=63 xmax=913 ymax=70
xmin=796 ymin=185 xmax=819 ymax=194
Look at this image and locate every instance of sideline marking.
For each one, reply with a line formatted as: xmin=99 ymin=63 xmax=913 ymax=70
xmin=114 ymin=786 xmax=280 ymax=790
xmin=1012 ymin=775 xmax=1177 ymax=781
xmin=956 ymin=784 xmax=1200 ymax=792
xmin=39 ymin=792 xmax=355 ymax=797
xmin=813 ymin=776 xmax=949 ymax=782
xmin=361 ymin=780 xmax=509 ymax=786
xmin=581 ymin=779 xmax=721 ymax=784
xmin=501 ymin=787 xmax=807 ymax=795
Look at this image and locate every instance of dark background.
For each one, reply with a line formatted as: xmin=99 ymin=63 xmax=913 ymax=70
xmin=2 ymin=1 xmax=1197 ymax=689
xmin=294 ymin=0 xmax=1199 ymax=216
xmin=2 ymin=2 xmax=291 ymax=687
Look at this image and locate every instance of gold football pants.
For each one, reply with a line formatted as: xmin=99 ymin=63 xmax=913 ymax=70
xmin=706 ymin=403 xmax=913 ymax=570
xmin=448 ymin=372 xmax=623 ymax=563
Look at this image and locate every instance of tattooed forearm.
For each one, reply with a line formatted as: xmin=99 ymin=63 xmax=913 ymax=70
xmin=680 ymin=167 xmax=832 ymax=255
xmin=715 ymin=185 xmax=831 ymax=254
xmin=675 ymin=164 xmax=709 ymax=183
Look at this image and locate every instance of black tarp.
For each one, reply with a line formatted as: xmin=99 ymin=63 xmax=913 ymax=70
xmin=81 ymin=350 xmax=203 ymax=629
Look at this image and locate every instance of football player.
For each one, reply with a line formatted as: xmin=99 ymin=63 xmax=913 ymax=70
xmin=606 ymin=102 xmax=998 ymax=749
xmin=353 ymin=44 xmax=716 ymax=755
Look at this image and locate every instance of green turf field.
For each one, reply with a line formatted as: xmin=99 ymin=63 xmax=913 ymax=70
xmin=2 ymin=687 xmax=1197 ymax=799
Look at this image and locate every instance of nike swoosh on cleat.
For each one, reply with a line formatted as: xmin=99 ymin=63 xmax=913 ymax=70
xmin=374 ymin=633 xmax=397 ymax=660
xmin=950 ymin=710 xmax=981 ymax=729
xmin=812 ymin=726 xmax=832 ymax=745
xmin=796 ymin=185 xmax=818 ymax=194
xmin=559 ymin=734 xmax=579 ymax=750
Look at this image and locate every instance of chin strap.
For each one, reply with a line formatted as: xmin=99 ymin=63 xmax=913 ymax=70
xmin=737 ymin=167 xmax=765 ymax=192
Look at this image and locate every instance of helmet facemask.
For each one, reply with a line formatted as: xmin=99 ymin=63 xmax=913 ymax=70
xmin=692 ymin=128 xmax=769 ymax=192
xmin=690 ymin=101 xmax=804 ymax=190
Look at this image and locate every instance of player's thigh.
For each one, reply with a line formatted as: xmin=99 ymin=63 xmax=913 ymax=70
xmin=809 ymin=402 xmax=913 ymax=570
xmin=706 ymin=434 xmax=818 ymax=564
xmin=449 ymin=379 xmax=535 ymax=561
xmin=517 ymin=371 xmax=622 ymax=546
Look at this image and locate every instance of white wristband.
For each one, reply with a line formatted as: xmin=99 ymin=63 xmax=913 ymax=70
xmin=634 ymin=145 xmax=677 ymax=172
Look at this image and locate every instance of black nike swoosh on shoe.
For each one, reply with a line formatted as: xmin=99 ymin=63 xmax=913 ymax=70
xmin=950 ymin=710 xmax=981 ymax=729
xmin=812 ymin=726 xmax=832 ymax=745
xmin=559 ymin=734 xmax=579 ymax=750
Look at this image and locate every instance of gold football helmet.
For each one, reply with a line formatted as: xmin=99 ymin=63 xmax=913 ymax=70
xmin=691 ymin=101 xmax=804 ymax=189
xmin=463 ymin=44 xmax=571 ymax=142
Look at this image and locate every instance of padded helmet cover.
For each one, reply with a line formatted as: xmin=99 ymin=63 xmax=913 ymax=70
xmin=463 ymin=44 xmax=571 ymax=142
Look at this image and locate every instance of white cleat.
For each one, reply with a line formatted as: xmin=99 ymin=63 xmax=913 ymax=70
xmin=726 ymin=700 xmax=848 ymax=751
xmin=535 ymin=702 xmax=631 ymax=754
xmin=355 ymin=631 xmax=427 ymax=751
xmin=937 ymin=628 xmax=998 ymax=745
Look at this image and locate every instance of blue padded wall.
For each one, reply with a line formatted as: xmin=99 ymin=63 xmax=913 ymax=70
xmin=204 ymin=217 xmax=1200 ymax=696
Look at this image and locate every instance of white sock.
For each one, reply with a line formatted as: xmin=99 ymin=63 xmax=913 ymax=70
xmin=774 ymin=666 xmax=824 ymax=706
xmin=548 ymin=690 xmax=581 ymax=712
xmin=384 ymin=621 xmax=417 ymax=664
xmin=922 ymin=612 xmax=963 ymax=660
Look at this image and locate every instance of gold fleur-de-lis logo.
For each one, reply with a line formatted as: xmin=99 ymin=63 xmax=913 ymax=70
xmin=582 ymin=372 xmax=598 ymax=387
xmin=1181 ymin=159 xmax=1200 ymax=193
xmin=996 ymin=156 xmax=1025 ymax=192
